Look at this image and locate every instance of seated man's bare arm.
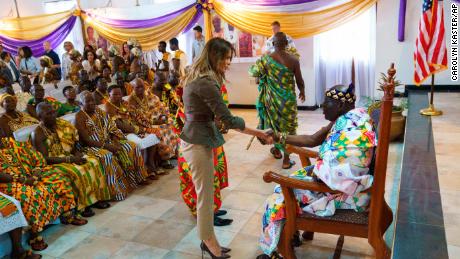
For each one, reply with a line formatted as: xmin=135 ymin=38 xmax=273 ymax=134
xmin=285 ymin=121 xmax=334 ymax=148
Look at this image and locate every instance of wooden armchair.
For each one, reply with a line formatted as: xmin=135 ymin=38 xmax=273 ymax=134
xmin=264 ymin=64 xmax=396 ymax=259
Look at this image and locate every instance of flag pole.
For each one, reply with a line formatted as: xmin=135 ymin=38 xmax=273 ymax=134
xmin=420 ymin=74 xmax=443 ymax=116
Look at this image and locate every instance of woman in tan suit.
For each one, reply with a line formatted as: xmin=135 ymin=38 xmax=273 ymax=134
xmin=180 ymin=38 xmax=271 ymax=258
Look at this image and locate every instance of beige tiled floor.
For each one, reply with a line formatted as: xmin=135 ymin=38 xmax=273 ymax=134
xmin=431 ymin=93 xmax=460 ymax=259
xmin=30 ymin=109 xmax=403 ymax=259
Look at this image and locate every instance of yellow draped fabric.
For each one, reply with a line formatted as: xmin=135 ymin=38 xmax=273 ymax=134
xmin=0 ymin=10 xmax=74 ymax=40
xmin=203 ymin=10 xmax=213 ymax=42
xmin=213 ymin=0 xmax=376 ymax=38
xmin=81 ymin=7 xmax=198 ymax=50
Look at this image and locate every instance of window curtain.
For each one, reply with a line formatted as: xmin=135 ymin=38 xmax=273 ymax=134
xmin=314 ymin=5 xmax=376 ymax=105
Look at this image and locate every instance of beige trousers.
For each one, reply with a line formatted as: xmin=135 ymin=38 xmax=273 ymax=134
xmin=180 ymin=141 xmax=214 ymax=240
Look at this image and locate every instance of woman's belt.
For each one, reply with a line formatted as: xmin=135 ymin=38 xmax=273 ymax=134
xmin=185 ymin=113 xmax=214 ymax=122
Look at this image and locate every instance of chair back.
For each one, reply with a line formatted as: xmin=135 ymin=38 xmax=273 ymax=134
xmin=368 ymin=64 xmax=396 ymax=237
xmin=367 ymin=102 xmax=382 ymax=176
xmin=61 ymin=112 xmax=77 ymax=125
xmin=13 ymin=124 xmax=39 ymax=142
xmin=50 ymin=88 xmax=66 ymax=103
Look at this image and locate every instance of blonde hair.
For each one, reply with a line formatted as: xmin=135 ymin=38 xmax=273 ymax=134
xmin=184 ymin=38 xmax=234 ymax=87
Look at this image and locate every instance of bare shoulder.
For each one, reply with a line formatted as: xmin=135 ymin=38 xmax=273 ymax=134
xmin=286 ymin=52 xmax=300 ymax=63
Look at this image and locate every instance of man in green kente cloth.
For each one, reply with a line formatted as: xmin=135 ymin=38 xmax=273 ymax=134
xmin=249 ymin=32 xmax=305 ymax=169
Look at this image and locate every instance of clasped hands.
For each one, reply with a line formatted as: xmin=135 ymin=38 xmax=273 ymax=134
xmin=254 ymin=129 xmax=278 ymax=145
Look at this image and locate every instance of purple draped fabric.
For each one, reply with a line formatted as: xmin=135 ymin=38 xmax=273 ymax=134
xmin=85 ymin=3 xmax=195 ymax=29
xmin=219 ymin=0 xmax=317 ymax=6
xmin=0 ymin=16 xmax=77 ymax=57
xmin=183 ymin=8 xmax=203 ymax=33
xmin=398 ymin=0 xmax=407 ymax=42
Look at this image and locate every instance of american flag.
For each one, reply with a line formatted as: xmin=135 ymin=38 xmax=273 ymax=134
xmin=414 ymin=0 xmax=448 ymax=85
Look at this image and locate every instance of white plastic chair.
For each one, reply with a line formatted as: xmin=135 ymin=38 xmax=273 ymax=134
xmin=126 ymin=133 xmax=160 ymax=150
xmin=13 ymin=124 xmax=38 ymax=142
xmin=61 ymin=112 xmax=77 ymax=125
xmin=49 ymin=88 xmax=66 ymax=103
xmin=12 ymin=83 xmax=21 ymax=93
xmin=43 ymin=83 xmax=56 ymax=96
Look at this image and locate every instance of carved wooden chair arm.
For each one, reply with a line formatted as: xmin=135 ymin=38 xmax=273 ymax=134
xmin=263 ymin=171 xmax=340 ymax=193
xmin=286 ymin=145 xmax=319 ymax=158
xmin=263 ymin=171 xmax=373 ymax=194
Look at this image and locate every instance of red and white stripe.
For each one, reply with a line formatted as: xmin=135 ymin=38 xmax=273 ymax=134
xmin=414 ymin=0 xmax=448 ymax=85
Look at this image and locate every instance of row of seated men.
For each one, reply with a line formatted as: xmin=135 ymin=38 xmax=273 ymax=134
xmin=0 ymin=65 xmax=182 ymax=258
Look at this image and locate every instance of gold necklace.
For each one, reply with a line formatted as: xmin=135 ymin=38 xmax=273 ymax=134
xmin=3 ymin=111 xmax=22 ymax=122
xmin=107 ymin=100 xmax=128 ymax=113
xmin=132 ymin=93 xmax=148 ymax=110
xmin=39 ymin=123 xmax=65 ymax=155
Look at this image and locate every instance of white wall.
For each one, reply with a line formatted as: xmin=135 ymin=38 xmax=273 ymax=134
xmin=226 ymin=37 xmax=316 ymax=106
xmin=375 ymin=0 xmax=456 ymax=88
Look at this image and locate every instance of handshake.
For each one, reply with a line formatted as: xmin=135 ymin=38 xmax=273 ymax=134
xmin=255 ymin=129 xmax=278 ymax=145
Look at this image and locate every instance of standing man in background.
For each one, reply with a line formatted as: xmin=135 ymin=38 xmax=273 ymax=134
xmin=144 ymin=41 xmax=170 ymax=70
xmin=250 ymin=32 xmax=305 ymax=169
xmin=43 ymin=41 xmax=61 ymax=78
xmin=264 ymin=21 xmax=296 ymax=54
xmin=169 ymin=38 xmax=187 ymax=76
xmin=192 ymin=26 xmax=205 ymax=62
xmin=61 ymin=41 xmax=74 ymax=81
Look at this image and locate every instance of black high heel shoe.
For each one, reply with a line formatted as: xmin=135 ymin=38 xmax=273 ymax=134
xmin=221 ymin=247 xmax=231 ymax=253
xmin=200 ymin=242 xmax=231 ymax=259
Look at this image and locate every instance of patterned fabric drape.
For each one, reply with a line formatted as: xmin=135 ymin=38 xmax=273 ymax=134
xmin=212 ymin=0 xmax=377 ymax=38
xmin=0 ymin=0 xmax=378 ymax=53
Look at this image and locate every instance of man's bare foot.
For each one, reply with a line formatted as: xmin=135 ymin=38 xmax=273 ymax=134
xmin=270 ymin=147 xmax=282 ymax=159
xmin=282 ymin=155 xmax=295 ymax=169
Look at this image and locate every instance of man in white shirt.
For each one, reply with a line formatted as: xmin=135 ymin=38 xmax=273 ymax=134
xmin=143 ymin=41 xmax=171 ymax=70
xmin=61 ymin=41 xmax=74 ymax=81
xmin=264 ymin=21 xmax=295 ymax=54
xmin=169 ymin=38 xmax=187 ymax=76
xmin=192 ymin=25 xmax=205 ymax=62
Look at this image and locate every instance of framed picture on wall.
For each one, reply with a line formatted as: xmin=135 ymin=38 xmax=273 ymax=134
xmin=211 ymin=11 xmax=267 ymax=63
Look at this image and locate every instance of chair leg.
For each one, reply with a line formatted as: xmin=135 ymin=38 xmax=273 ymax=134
xmin=333 ymin=235 xmax=345 ymax=259
xmin=301 ymin=231 xmax=314 ymax=241
xmin=380 ymin=201 xmax=393 ymax=234
xmin=278 ymin=228 xmax=297 ymax=259
xmin=368 ymin=235 xmax=391 ymax=259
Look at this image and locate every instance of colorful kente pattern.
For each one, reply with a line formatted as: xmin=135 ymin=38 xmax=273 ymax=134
xmin=40 ymin=119 xmax=111 ymax=210
xmin=249 ymin=55 xmax=298 ymax=137
xmin=176 ymin=84 xmax=229 ymax=215
xmin=0 ymin=138 xmax=75 ymax=233
xmin=260 ymin=108 xmax=377 ymax=255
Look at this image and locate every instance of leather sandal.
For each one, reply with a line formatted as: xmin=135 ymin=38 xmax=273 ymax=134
xmin=29 ymin=236 xmax=48 ymax=251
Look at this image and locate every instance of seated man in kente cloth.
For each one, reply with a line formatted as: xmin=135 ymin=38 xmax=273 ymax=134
xmin=31 ymin=102 xmax=112 ymax=218
xmin=0 ymin=93 xmax=38 ymax=139
xmin=259 ymin=84 xmax=376 ymax=258
xmin=127 ymin=79 xmax=178 ymax=171
xmin=104 ymin=84 xmax=168 ymax=177
xmin=0 ymin=138 xmax=86 ymax=251
xmin=76 ymin=91 xmax=149 ymax=196
xmin=26 ymin=84 xmax=66 ymax=118
xmin=249 ymin=32 xmax=305 ymax=169
xmin=93 ymin=77 xmax=109 ymax=105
